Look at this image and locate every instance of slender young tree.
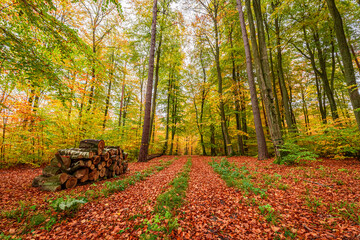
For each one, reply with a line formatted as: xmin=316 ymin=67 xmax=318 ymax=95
xmin=325 ymin=0 xmax=360 ymax=130
xmin=236 ymin=0 xmax=269 ymax=160
xmin=138 ymin=0 xmax=158 ymax=162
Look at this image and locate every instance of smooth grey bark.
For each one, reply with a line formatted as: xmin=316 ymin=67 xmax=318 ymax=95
xmin=138 ymin=0 xmax=158 ymax=162
xmin=326 ymin=0 xmax=360 ymax=130
xmin=236 ymin=0 xmax=269 ymax=160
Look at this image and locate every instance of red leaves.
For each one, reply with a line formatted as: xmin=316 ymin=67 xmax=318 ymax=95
xmin=1 ymin=156 xmax=360 ymax=239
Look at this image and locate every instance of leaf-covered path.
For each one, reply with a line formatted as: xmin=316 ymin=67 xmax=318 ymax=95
xmin=1 ymin=156 xmax=360 ymax=239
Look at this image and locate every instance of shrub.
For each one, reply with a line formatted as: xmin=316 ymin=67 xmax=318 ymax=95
xmin=274 ymin=141 xmax=318 ymax=165
xmin=50 ymin=196 xmax=87 ymax=216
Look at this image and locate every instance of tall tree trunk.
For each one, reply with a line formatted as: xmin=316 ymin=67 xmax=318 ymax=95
xmin=273 ymin=6 xmax=295 ymax=132
xmin=138 ymin=0 xmax=158 ymax=162
xmin=350 ymin=44 xmax=360 ymax=75
xmin=264 ymin=17 xmax=282 ymax=130
xmin=229 ymin=28 xmax=245 ymax=155
xmin=300 ymin=85 xmax=310 ymax=134
xmin=247 ymin=0 xmax=283 ymax=158
xmin=213 ymin=11 xmax=233 ymax=156
xmin=326 ymin=0 xmax=360 ymax=130
xmin=163 ymin=70 xmax=172 ymax=155
xmin=236 ymin=0 xmax=269 ymax=160
xmin=150 ymin=34 xmax=162 ymax=142
xmin=119 ymin=63 xmax=126 ymax=127
xmin=103 ymin=78 xmax=112 ymax=130
xmin=170 ymin=93 xmax=177 ymax=155
xmin=312 ymin=29 xmax=339 ymax=121
xmin=315 ymin=73 xmax=327 ymax=123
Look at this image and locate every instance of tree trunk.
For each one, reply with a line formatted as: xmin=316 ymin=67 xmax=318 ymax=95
xmin=118 ymin=63 xmax=126 ymax=127
xmin=213 ymin=10 xmax=233 ymax=156
xmin=246 ymin=0 xmax=283 ymax=158
xmin=163 ymin=69 xmax=172 ymax=155
xmin=229 ymin=28 xmax=245 ymax=155
xmin=138 ymin=0 xmax=158 ymax=162
xmin=326 ymin=0 xmax=360 ymax=130
xmin=150 ymin=33 xmax=162 ymax=143
xmin=236 ymin=0 xmax=269 ymax=160
xmin=273 ymin=5 xmax=295 ymax=132
xmin=312 ymin=28 xmax=339 ymax=121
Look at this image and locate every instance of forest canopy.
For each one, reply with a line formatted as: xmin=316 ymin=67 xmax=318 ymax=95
xmin=1 ymin=0 xmax=360 ymax=167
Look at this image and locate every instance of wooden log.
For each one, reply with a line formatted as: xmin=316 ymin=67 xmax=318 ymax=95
xmin=88 ymin=169 xmax=98 ymax=181
xmin=74 ymin=168 xmax=89 ymax=179
xmin=106 ymin=160 xmax=112 ymax=168
xmin=61 ymin=156 xmax=71 ymax=168
xmin=111 ymin=155 xmax=119 ymax=161
xmin=124 ymin=152 xmax=128 ymax=160
xmin=93 ymin=155 xmax=101 ymax=165
xmin=50 ymin=158 xmax=61 ymax=168
xmin=32 ymin=175 xmax=48 ymax=187
xmin=64 ymin=177 xmax=77 ymax=189
xmin=97 ymin=161 xmax=105 ymax=170
xmin=40 ymin=185 xmax=61 ymax=192
xmin=94 ymin=170 xmax=99 ymax=181
xmin=106 ymin=146 xmax=121 ymax=155
xmin=79 ymin=139 xmax=105 ymax=155
xmin=101 ymin=151 xmax=110 ymax=161
xmin=115 ymin=166 xmax=120 ymax=175
xmin=60 ymin=173 xmax=70 ymax=184
xmin=80 ymin=173 xmax=89 ymax=183
xmin=34 ymin=174 xmax=69 ymax=192
xmin=99 ymin=168 xmax=106 ymax=178
xmin=58 ymin=148 xmax=95 ymax=159
xmin=118 ymin=163 xmax=124 ymax=174
xmin=109 ymin=162 xmax=117 ymax=171
xmin=86 ymin=160 xmax=92 ymax=168
xmin=90 ymin=163 xmax=95 ymax=170
xmin=42 ymin=166 xmax=62 ymax=177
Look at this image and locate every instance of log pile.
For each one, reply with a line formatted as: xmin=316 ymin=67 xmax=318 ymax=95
xmin=32 ymin=139 xmax=129 ymax=192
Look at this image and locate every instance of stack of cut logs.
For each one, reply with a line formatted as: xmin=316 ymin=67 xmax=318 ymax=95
xmin=32 ymin=139 xmax=128 ymax=192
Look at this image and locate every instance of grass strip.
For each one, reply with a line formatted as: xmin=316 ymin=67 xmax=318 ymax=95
xmin=209 ymin=158 xmax=267 ymax=198
xmin=210 ymin=158 xmax=297 ymax=238
xmin=133 ymin=157 xmax=192 ymax=240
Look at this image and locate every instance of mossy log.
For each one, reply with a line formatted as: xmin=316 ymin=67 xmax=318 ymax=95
xmin=41 ymin=185 xmax=62 ymax=192
xmin=42 ymin=166 xmax=62 ymax=177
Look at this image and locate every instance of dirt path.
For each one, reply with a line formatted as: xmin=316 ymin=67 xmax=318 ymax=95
xmin=24 ymin=156 xmax=187 ymax=239
xmin=174 ymin=156 xmax=266 ymax=239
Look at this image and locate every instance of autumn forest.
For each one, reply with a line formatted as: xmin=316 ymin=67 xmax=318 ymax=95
xmin=1 ymin=0 xmax=360 ymax=239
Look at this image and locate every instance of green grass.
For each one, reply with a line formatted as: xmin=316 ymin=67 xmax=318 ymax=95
xmin=139 ymin=158 xmax=192 ymax=239
xmin=209 ymin=158 xmax=267 ymax=198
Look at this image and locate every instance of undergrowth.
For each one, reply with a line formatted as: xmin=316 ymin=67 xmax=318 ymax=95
xmin=209 ymin=158 xmax=267 ymax=198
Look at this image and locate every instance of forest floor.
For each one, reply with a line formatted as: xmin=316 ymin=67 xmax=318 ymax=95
xmin=1 ymin=156 xmax=360 ymax=239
